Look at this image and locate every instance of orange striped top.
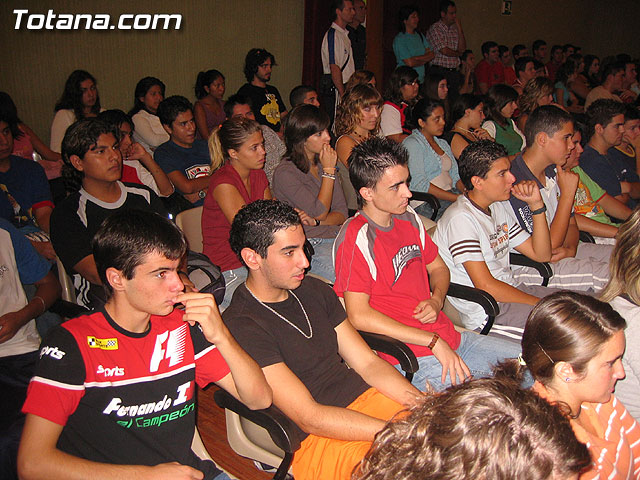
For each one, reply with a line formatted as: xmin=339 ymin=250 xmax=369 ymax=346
xmin=571 ymin=396 xmax=640 ymax=479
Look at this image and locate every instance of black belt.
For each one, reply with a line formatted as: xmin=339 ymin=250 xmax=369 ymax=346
xmin=432 ymin=65 xmax=457 ymax=71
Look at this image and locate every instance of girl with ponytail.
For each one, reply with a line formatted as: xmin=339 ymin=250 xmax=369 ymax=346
xmin=202 ymin=117 xmax=271 ymax=309
xmin=494 ymin=291 xmax=638 ymax=479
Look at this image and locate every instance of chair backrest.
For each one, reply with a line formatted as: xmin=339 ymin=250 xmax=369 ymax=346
xmin=56 ymin=257 xmax=76 ymax=303
xmin=176 ymin=206 xmax=204 ymax=253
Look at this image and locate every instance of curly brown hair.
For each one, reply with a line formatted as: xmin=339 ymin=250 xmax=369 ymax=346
xmin=353 ymin=377 xmax=590 ymax=480
xmin=334 ymin=84 xmax=383 ymax=137
xmin=518 ymin=76 xmax=554 ymax=115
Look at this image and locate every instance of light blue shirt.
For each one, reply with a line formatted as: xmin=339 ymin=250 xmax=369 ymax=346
xmin=403 ymin=129 xmax=460 ymax=193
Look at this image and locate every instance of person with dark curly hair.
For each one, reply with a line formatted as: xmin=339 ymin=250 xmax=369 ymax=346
xmin=237 ymin=48 xmax=288 ymax=132
xmin=49 ymin=70 xmax=102 ymax=196
xmin=354 ymin=377 xmax=590 ymax=480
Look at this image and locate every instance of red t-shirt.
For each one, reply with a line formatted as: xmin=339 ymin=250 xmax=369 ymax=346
xmin=475 ymin=60 xmax=505 ymax=89
xmin=202 ymin=162 xmax=269 ymax=271
xmin=333 ymin=209 xmax=461 ymax=363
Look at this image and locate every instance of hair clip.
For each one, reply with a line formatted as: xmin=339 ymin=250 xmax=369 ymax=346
xmin=517 ymin=354 xmax=527 ymax=366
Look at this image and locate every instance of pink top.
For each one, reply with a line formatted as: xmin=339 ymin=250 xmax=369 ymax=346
xmin=202 ymin=162 xmax=269 ymax=271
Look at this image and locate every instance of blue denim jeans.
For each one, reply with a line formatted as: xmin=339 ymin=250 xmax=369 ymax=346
xmin=395 ymin=331 xmax=522 ymax=392
xmin=307 ymin=237 xmax=336 ymax=283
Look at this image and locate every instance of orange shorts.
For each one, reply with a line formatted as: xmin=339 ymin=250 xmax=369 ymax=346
xmin=290 ymin=388 xmax=404 ymax=480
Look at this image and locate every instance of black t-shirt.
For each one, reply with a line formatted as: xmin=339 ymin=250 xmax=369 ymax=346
xmin=222 ymin=276 xmax=369 ymax=442
xmin=236 ymin=83 xmax=287 ymax=131
xmin=50 ymin=182 xmax=167 ymax=306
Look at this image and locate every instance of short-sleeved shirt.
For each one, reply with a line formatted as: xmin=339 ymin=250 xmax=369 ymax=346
xmin=22 ymin=308 xmax=229 ymax=478
xmin=154 ymin=139 xmax=211 ymax=206
xmin=0 ymin=218 xmax=51 ymax=358
xmin=202 ymin=162 xmax=269 ymax=271
xmin=393 ymin=32 xmax=432 ymax=83
xmin=272 ymin=159 xmax=347 ymax=239
xmin=579 ymin=145 xmax=639 ymax=199
xmin=381 ymin=101 xmax=410 ymax=137
xmin=426 ymin=20 xmax=460 ymax=69
xmin=237 ymin=84 xmax=287 ymax=132
xmin=0 ymin=155 xmax=54 ymax=230
xmin=509 ymin=154 xmax=565 ymax=234
xmin=223 ymin=277 xmax=368 ymax=444
xmin=321 ymin=23 xmax=356 ymax=84
xmin=50 ymin=182 xmax=166 ymax=306
xmin=432 ymin=195 xmax=529 ymax=329
xmin=474 ymin=60 xmax=505 ymax=89
xmin=572 ymin=166 xmax=618 ymax=226
xmin=333 ymin=208 xmax=461 ymax=362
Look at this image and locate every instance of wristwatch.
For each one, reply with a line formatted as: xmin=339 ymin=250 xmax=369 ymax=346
xmin=198 ymin=189 xmax=206 ymax=199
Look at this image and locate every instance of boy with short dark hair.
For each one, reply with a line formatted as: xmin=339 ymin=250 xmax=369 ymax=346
xmin=224 ymin=199 xmax=419 ymax=480
xmin=20 ymin=210 xmax=271 ymax=480
xmin=581 ymin=99 xmax=639 ymax=207
xmin=155 ymin=95 xmax=211 ymax=206
xmin=289 ymin=85 xmax=321 ymax=109
xmin=334 ymin=137 xmax=521 ymax=384
xmin=51 ymin=118 xmax=167 ymax=307
xmin=508 ymin=105 xmax=611 ymax=290
xmin=433 ymin=140 xmax=560 ymax=338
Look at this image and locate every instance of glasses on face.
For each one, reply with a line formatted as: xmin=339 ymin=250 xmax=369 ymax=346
xmin=405 ymin=80 xmax=418 ymax=87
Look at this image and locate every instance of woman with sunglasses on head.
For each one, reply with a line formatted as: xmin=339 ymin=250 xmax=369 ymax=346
xmin=380 ymin=66 xmax=420 ymax=144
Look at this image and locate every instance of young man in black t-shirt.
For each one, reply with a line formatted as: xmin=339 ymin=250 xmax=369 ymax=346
xmin=237 ymin=49 xmax=288 ymax=133
xmin=50 ymin=119 xmax=168 ymax=307
xmin=224 ymin=200 xmax=421 ymax=480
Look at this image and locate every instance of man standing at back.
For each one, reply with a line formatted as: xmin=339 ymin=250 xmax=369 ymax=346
xmin=237 ymin=48 xmax=288 ymax=133
xmin=347 ymin=0 xmax=367 ymax=71
xmin=321 ymin=0 xmax=356 ymax=122
xmin=427 ymin=0 xmax=467 ymax=98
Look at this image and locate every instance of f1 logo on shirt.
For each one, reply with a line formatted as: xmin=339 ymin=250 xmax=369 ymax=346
xmin=149 ymin=324 xmax=188 ymax=372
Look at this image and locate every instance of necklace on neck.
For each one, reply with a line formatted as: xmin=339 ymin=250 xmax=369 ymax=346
xmin=352 ymin=128 xmax=369 ymax=142
xmin=454 ymin=125 xmax=478 ymax=139
xmin=244 ymin=283 xmax=313 ymax=339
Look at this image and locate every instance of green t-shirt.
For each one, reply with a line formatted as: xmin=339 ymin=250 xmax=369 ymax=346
xmin=572 ymin=166 xmax=618 ymax=226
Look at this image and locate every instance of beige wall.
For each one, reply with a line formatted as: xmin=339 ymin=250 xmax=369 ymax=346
xmin=0 ymin=0 xmax=304 ymax=145
xmin=456 ymin=0 xmax=640 ymax=62
xmin=2 ymin=0 xmax=638 ymax=147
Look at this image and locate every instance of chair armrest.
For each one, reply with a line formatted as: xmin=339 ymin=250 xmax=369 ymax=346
xmin=410 ymin=191 xmax=441 ymax=221
xmin=447 ymin=283 xmax=499 ymax=335
xmin=48 ymin=299 xmax=90 ymax=319
xmin=579 ymin=230 xmax=595 ymax=243
xmin=510 ymin=252 xmax=553 ymax=286
xmin=358 ymin=331 xmax=419 ymax=381
xmin=213 ymin=389 xmax=301 ymax=454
